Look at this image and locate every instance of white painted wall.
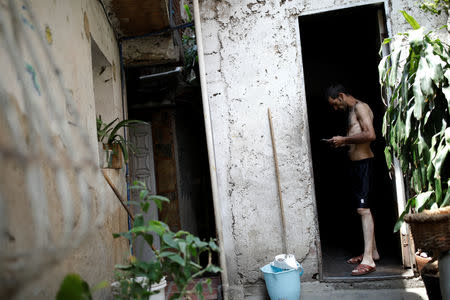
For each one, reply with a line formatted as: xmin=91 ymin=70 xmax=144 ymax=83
xmin=197 ymin=0 xmax=448 ymax=298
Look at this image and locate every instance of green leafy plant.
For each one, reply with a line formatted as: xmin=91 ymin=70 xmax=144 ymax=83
xmin=112 ymin=181 xmax=221 ymax=300
xmin=419 ymin=0 xmax=449 ymax=15
xmin=96 ymin=115 xmax=148 ymax=162
xmin=182 ymin=4 xmax=198 ymax=82
xmin=56 ymin=273 xmax=107 ymax=300
xmin=379 ymin=11 xmax=450 ymax=231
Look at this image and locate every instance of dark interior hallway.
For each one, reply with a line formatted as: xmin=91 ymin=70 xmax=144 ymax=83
xmin=298 ymin=4 xmax=406 ymax=279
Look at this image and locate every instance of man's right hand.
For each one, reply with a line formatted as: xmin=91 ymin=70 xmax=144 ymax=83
xmin=329 ymin=136 xmax=346 ymax=148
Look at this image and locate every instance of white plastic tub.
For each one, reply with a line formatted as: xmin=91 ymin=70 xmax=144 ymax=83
xmin=149 ymin=277 xmax=167 ymax=300
xmin=111 ymin=277 xmax=167 ymax=300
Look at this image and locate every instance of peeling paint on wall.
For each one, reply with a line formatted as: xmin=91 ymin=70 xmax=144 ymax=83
xmin=20 ymin=4 xmax=35 ymax=30
xmin=25 ymin=64 xmax=40 ymax=96
xmin=45 ymin=25 xmax=53 ymax=44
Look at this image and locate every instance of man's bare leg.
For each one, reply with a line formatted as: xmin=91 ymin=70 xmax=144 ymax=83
xmin=372 ymin=215 xmax=380 ymax=261
xmin=347 ymin=212 xmax=380 ymax=264
xmin=358 ymin=208 xmax=376 ymax=267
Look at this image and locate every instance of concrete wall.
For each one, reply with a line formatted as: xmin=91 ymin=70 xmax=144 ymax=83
xmin=197 ymin=0 xmax=448 ymax=298
xmin=0 ymin=0 xmax=129 ymax=298
xmin=121 ymin=34 xmax=180 ymax=67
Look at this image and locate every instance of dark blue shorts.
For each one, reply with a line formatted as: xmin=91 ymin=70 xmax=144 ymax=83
xmin=349 ymin=158 xmax=373 ymax=209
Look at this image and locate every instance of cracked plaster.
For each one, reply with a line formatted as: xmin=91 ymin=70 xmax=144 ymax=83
xmin=198 ymin=0 xmax=448 ymax=298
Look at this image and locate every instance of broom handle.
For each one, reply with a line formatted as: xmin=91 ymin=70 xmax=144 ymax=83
xmin=102 ymin=169 xmax=134 ymax=221
xmin=268 ymin=108 xmax=288 ymax=254
xmin=102 ymin=171 xmax=158 ymax=252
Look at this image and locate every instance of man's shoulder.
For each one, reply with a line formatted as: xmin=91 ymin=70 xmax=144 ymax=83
xmin=355 ymin=100 xmax=372 ymax=113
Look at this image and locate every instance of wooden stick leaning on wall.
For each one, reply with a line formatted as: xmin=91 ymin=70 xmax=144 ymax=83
xmin=102 ymin=169 xmax=134 ymax=221
xmin=268 ymin=108 xmax=288 ymax=254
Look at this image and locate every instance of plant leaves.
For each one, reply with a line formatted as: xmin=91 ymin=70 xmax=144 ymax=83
xmin=209 ymin=240 xmax=219 ymax=252
xmin=167 ymin=253 xmax=185 ymax=266
xmin=394 ymin=209 xmax=408 ymax=233
xmin=140 ymin=189 xmax=149 ymax=201
xmin=442 ymin=179 xmax=450 ymax=206
xmin=205 ymin=265 xmax=222 ymax=273
xmin=413 ymin=75 xmax=426 ymax=119
xmin=56 ymin=273 xmax=92 ymax=300
xmin=149 ymin=195 xmax=170 ymax=203
xmin=401 ymin=11 xmax=421 ymax=30
xmin=162 ymin=232 xmax=178 ymax=249
xmin=134 ymin=215 xmax=144 ymax=227
xmin=115 ymin=264 xmax=133 ymax=270
xmin=415 ymin=191 xmax=434 ymax=211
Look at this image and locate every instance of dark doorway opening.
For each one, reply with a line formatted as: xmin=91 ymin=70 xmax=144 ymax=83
xmin=299 ymin=5 xmax=406 ymax=279
xmin=125 ymin=65 xmax=217 ymax=265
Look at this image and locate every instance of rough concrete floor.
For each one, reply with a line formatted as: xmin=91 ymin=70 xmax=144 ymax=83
xmin=300 ymin=287 xmax=428 ymax=299
xmin=244 ymin=287 xmax=428 ymax=300
xmin=244 ymin=279 xmax=429 ymax=300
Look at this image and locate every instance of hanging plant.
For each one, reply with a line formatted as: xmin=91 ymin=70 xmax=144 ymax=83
xmin=378 ymin=11 xmax=450 ymax=231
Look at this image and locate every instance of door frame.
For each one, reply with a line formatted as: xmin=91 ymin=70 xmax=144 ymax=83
xmin=295 ymin=1 xmax=414 ymax=279
xmin=376 ymin=7 xmax=415 ymax=269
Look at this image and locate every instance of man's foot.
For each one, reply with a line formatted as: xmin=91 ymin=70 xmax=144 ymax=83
xmin=351 ymin=264 xmax=376 ymax=276
xmin=346 ymin=255 xmax=364 ymax=264
xmin=346 ymin=254 xmax=380 ymax=264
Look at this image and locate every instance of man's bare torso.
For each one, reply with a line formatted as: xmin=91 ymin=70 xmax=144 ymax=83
xmin=347 ymin=101 xmax=374 ymax=161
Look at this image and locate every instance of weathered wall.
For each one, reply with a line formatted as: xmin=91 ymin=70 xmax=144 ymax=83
xmin=121 ymin=34 xmax=180 ymax=67
xmin=0 ymin=0 xmax=129 ymax=298
xmin=197 ymin=0 xmax=448 ymax=298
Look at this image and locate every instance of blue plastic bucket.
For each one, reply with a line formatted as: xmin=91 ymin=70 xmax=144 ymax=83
xmin=260 ymin=263 xmax=303 ymax=300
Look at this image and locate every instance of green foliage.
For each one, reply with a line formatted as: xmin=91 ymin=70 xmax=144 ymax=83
xmin=184 ymin=4 xmax=192 ymax=22
xmin=56 ymin=274 xmax=93 ymax=300
xmin=379 ymin=11 xmax=450 ymax=231
xmin=112 ymin=181 xmax=221 ymax=300
xmin=96 ymin=115 xmax=148 ymax=162
xmin=182 ymin=4 xmax=198 ymax=82
xmin=419 ymin=0 xmax=450 ymax=15
xmin=400 ymin=10 xmax=421 ymax=29
xmin=56 ymin=273 xmax=108 ymax=300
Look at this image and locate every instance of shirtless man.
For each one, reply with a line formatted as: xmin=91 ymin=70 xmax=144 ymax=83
xmin=326 ymin=84 xmax=380 ymax=276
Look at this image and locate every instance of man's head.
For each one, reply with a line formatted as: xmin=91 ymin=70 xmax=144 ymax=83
xmin=326 ymin=84 xmax=349 ymax=111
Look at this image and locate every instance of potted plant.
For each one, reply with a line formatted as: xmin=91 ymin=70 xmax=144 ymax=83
xmin=379 ymin=10 xmax=449 ymax=299
xmin=96 ymin=115 xmax=148 ymax=169
xmin=111 ymin=181 xmax=221 ymax=300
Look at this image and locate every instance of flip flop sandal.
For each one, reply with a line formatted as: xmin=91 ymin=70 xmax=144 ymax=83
xmin=351 ymin=263 xmax=376 ymax=276
xmin=346 ymin=254 xmax=380 ymax=264
xmin=346 ymin=255 xmax=364 ymax=264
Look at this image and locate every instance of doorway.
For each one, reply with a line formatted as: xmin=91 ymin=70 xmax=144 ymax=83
xmin=299 ymin=4 xmax=407 ymax=279
xmin=126 ymin=65 xmax=217 ymax=263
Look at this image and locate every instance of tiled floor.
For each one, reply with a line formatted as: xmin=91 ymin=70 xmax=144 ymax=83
xmin=165 ymin=276 xmax=221 ymax=300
